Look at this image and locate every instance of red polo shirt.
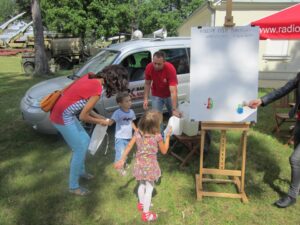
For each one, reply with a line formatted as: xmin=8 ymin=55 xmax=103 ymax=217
xmin=145 ymin=62 xmax=177 ymax=98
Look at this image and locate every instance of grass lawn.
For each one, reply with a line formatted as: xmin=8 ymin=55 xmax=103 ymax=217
xmin=1 ymin=56 xmax=300 ymax=225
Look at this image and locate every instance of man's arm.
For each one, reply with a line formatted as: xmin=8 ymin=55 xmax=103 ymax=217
xmin=143 ymin=79 xmax=151 ymax=110
xmin=169 ymin=85 xmax=181 ymax=117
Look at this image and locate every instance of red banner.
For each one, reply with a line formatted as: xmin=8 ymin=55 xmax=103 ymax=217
xmin=251 ymin=3 xmax=300 ymax=40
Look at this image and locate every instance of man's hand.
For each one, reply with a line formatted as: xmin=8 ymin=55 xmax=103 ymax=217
xmin=172 ymin=109 xmax=182 ymax=118
xmin=247 ymin=99 xmax=262 ymax=109
xmin=143 ymin=99 xmax=149 ymax=110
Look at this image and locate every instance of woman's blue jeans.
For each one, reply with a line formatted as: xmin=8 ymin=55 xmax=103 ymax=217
xmin=53 ymin=119 xmax=90 ymax=189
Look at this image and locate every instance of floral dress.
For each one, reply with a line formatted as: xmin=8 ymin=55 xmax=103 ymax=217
xmin=133 ymin=131 xmax=162 ymax=182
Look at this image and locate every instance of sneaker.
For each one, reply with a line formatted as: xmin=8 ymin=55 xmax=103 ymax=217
xmin=137 ymin=202 xmax=143 ymax=212
xmin=69 ymin=187 xmax=90 ymax=196
xmin=124 ymin=163 xmax=130 ymax=170
xmin=137 ymin=202 xmax=154 ymax=212
xmin=80 ymin=173 xmax=94 ymax=180
xmin=118 ymin=168 xmax=127 ymax=176
xmin=274 ymin=195 xmax=296 ymax=208
xmin=141 ymin=211 xmax=158 ymax=222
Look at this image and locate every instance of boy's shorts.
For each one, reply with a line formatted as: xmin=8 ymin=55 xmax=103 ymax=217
xmin=114 ymin=138 xmax=130 ymax=162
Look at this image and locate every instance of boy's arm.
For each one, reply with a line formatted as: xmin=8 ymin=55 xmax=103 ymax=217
xmin=109 ymin=110 xmax=118 ymax=126
xmin=131 ymin=121 xmax=138 ymax=132
xmin=114 ymin=136 xmax=136 ymax=169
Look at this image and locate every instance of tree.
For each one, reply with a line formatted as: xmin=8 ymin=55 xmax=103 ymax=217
xmin=31 ymin=0 xmax=49 ymax=76
xmin=15 ymin=0 xmax=32 ymax=20
xmin=17 ymin=0 xmax=204 ymax=44
xmin=0 ymin=0 xmax=17 ymax=24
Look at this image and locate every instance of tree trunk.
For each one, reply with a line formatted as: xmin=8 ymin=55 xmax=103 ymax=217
xmin=31 ymin=0 xmax=49 ymax=76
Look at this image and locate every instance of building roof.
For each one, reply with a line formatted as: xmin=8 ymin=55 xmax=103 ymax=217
xmin=179 ymin=0 xmax=300 ymax=30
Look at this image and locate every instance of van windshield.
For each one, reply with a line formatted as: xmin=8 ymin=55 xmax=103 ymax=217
xmin=75 ymin=50 xmax=120 ymax=77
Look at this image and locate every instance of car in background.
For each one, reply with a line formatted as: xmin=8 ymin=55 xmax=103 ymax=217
xmin=20 ymin=37 xmax=191 ymax=134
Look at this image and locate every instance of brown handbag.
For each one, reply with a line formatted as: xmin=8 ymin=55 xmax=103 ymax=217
xmin=40 ymin=81 xmax=74 ymax=112
xmin=40 ymin=90 xmax=63 ymax=112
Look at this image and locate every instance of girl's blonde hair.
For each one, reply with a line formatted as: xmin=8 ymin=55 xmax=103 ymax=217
xmin=138 ymin=110 xmax=163 ymax=135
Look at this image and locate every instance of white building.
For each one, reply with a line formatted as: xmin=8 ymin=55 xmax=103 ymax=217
xmin=178 ymin=0 xmax=300 ymax=88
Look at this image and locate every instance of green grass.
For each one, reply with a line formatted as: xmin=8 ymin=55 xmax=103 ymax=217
xmin=1 ymin=56 xmax=300 ymax=225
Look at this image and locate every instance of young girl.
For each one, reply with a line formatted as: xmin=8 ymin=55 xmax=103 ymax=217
xmin=114 ymin=110 xmax=172 ymax=222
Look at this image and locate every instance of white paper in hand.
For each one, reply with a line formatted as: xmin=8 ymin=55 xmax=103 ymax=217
xmin=88 ymin=124 xmax=108 ymax=155
xmin=163 ymin=125 xmax=173 ymax=141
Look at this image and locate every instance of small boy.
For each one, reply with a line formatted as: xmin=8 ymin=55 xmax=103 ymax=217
xmin=108 ymin=92 xmax=137 ymax=175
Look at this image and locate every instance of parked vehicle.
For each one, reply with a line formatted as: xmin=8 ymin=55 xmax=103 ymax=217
xmin=22 ymin=37 xmax=85 ymax=74
xmin=0 ymin=12 xmax=29 ymax=48
xmin=20 ymin=37 xmax=191 ymax=134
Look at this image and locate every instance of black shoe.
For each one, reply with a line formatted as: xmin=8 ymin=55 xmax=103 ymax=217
xmin=274 ymin=196 xmax=296 ymax=208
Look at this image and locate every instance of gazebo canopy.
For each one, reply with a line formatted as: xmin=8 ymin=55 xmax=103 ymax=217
xmin=251 ymin=3 xmax=300 ymax=40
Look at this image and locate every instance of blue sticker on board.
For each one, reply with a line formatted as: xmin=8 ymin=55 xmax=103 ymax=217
xmin=237 ymin=104 xmax=243 ymax=114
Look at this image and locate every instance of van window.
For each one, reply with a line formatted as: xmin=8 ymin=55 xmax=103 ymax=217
xmin=121 ymin=51 xmax=151 ymax=82
xmin=159 ymin=48 xmax=189 ymax=75
xmin=75 ymin=50 xmax=119 ymax=77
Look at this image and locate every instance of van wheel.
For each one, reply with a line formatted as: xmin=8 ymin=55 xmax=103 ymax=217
xmin=23 ymin=62 xmax=35 ymax=75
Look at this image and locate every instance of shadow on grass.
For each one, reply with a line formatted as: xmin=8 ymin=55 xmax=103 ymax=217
xmin=0 ymin=71 xmax=114 ymax=225
xmin=164 ymin=129 xmax=290 ymax=200
xmin=0 ymin=130 xmax=115 ymax=225
xmin=246 ymin=131 xmax=290 ymax=198
xmin=1 ymin=69 xmax=297 ymax=224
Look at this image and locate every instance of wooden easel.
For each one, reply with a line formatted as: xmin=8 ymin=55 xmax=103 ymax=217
xmin=195 ymin=122 xmax=250 ymax=203
xmin=195 ymin=0 xmax=251 ymax=203
xmin=224 ymin=0 xmax=235 ymax=27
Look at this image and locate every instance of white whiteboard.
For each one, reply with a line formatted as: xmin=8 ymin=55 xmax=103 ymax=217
xmin=190 ymin=26 xmax=259 ymax=122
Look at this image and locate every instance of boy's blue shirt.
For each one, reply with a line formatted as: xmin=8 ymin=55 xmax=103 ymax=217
xmin=111 ymin=108 xmax=136 ymax=139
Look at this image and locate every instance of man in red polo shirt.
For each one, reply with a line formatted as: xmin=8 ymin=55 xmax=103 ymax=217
xmin=143 ymin=51 xmax=181 ymax=117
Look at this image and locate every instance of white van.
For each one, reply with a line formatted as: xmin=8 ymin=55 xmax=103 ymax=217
xmin=20 ymin=37 xmax=191 ymax=134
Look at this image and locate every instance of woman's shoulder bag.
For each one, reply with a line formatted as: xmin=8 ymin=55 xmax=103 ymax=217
xmin=40 ymin=90 xmax=64 ymax=112
xmin=40 ymin=81 xmax=74 ymax=112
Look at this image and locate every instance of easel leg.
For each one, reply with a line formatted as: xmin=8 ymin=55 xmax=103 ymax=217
xmin=197 ymin=130 xmax=206 ymax=200
xmin=196 ymin=122 xmax=250 ymax=203
xmin=219 ymin=131 xmax=226 ymax=170
xmin=240 ymin=131 xmax=248 ymax=203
